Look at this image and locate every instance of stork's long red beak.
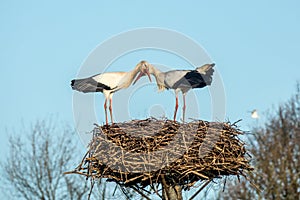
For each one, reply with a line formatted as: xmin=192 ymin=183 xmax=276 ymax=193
xmin=133 ymin=69 xmax=152 ymax=85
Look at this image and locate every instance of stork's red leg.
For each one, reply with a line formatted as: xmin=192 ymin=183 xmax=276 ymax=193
xmin=109 ymin=98 xmax=113 ymax=125
xmin=173 ymin=94 xmax=179 ymax=122
xmin=104 ymin=99 xmax=108 ymax=126
xmin=182 ymin=93 xmax=186 ymax=123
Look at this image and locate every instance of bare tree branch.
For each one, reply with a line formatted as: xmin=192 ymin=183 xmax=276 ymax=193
xmin=0 ymin=119 xmax=90 ymax=200
xmin=219 ymin=84 xmax=300 ymax=199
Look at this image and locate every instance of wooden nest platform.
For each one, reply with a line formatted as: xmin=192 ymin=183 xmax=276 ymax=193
xmin=67 ymin=118 xmax=253 ymax=197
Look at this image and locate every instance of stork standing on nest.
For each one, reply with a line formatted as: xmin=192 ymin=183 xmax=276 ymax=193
xmin=71 ymin=61 xmax=152 ymax=125
xmin=133 ymin=63 xmax=215 ymax=122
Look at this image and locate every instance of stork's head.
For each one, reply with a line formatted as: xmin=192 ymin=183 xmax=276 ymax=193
xmin=133 ymin=60 xmax=152 ymax=85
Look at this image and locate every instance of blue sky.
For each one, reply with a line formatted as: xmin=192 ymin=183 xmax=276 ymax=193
xmin=1 ymin=0 xmax=300 ymax=197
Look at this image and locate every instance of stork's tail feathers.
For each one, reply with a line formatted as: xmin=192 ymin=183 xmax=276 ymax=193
xmin=196 ymin=63 xmax=215 ymax=85
xmin=71 ymin=77 xmax=111 ymax=93
xmin=196 ymin=63 xmax=215 ymax=74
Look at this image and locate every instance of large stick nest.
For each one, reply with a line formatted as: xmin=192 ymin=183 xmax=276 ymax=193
xmin=68 ymin=118 xmax=253 ymax=191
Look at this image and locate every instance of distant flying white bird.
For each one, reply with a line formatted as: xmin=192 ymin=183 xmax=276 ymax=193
xmin=71 ymin=61 xmax=152 ymax=125
xmin=250 ymin=109 xmax=259 ymax=119
xmin=133 ymin=63 xmax=215 ymax=122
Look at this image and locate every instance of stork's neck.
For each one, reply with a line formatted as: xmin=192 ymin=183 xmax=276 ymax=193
xmin=150 ymin=66 xmax=162 ymax=77
xmin=131 ymin=66 xmax=141 ymax=82
xmin=121 ymin=65 xmax=141 ymax=88
xmin=149 ymin=66 xmax=166 ymax=91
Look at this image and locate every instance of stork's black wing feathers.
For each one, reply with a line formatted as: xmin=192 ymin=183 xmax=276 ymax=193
xmin=173 ymin=70 xmax=213 ymax=89
xmin=71 ymin=77 xmax=111 ymax=93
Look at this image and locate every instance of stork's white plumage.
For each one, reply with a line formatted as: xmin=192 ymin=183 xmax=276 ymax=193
xmin=134 ymin=63 xmax=215 ymax=122
xmin=71 ymin=61 xmax=152 ymax=125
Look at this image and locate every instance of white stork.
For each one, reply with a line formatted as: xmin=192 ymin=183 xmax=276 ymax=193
xmin=133 ymin=63 xmax=215 ymax=122
xmin=71 ymin=61 xmax=152 ymax=125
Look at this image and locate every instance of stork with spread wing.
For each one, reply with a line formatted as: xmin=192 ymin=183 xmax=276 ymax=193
xmin=134 ymin=63 xmax=215 ymax=122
